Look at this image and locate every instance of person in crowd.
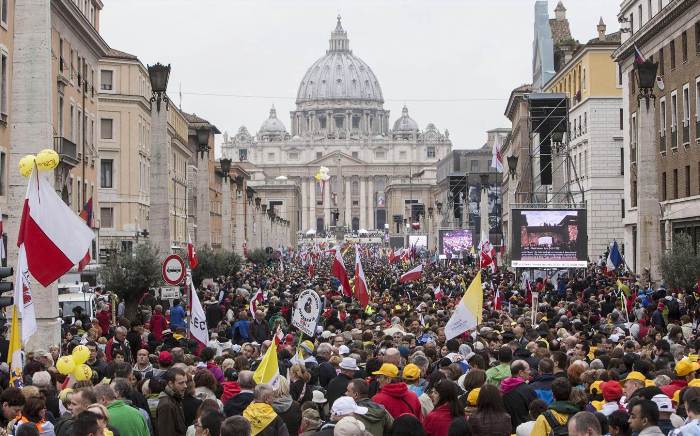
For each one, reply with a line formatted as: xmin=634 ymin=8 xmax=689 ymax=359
xmin=221 ymin=415 xmax=252 ymax=436
xmin=242 ymin=384 xmax=289 ymax=436
xmin=515 ymin=399 xmax=547 ymax=436
xmin=530 ymin=378 xmax=580 ymax=436
xmin=225 ymin=370 xmax=256 ymax=417
xmin=13 ymin=395 xmax=54 ymax=436
xmin=501 ymin=359 xmax=537 ymax=432
xmin=371 ymin=363 xmax=422 ymax=420
xmin=71 ymin=411 xmax=103 ymax=436
xmin=608 ymin=410 xmax=631 ymax=436
xmin=599 ymin=381 xmax=624 ymax=416
xmin=132 ymin=349 xmax=155 ymax=379
xmin=105 ymin=326 xmax=132 ymax=363
xmin=423 ymin=380 xmax=462 ymax=436
xmin=312 ymin=396 xmax=367 ymax=436
xmin=0 ymin=388 xmax=25 ymax=430
xmin=157 ymin=367 xmax=188 ymax=436
xmin=345 ymin=378 xmax=393 ymax=436
xmin=628 ymin=399 xmax=665 ymax=436
xmin=96 ymin=381 xmax=150 ymax=436
xmin=568 ymin=411 xmax=603 ymax=436
xmin=485 ymin=346 xmax=512 ymax=388
xmin=222 ymin=368 xmax=242 ymax=404
xmin=325 ymin=357 xmax=359 ymax=408
xmin=467 ymin=384 xmax=511 ymax=436
xmin=170 ymin=300 xmax=187 ymax=331
xmin=529 ymin=358 xmax=556 ymax=405
xmin=270 ymin=377 xmax=302 ymax=436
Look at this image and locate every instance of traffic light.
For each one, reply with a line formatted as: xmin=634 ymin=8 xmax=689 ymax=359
xmin=0 ymin=267 xmax=13 ymax=329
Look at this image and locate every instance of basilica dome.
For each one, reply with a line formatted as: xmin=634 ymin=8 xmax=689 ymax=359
xmin=296 ymin=16 xmax=383 ymax=105
xmin=259 ymin=106 xmax=287 ymax=134
xmin=393 ymin=106 xmax=419 ymax=133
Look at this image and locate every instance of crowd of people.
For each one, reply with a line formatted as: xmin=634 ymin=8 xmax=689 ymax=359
xmin=2 ymin=245 xmax=700 ymax=436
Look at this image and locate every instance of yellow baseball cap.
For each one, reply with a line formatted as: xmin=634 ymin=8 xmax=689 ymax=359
xmin=373 ymin=363 xmax=399 ymax=379
xmin=675 ymin=359 xmax=700 ymax=377
xmin=402 ymin=364 xmax=421 ymax=381
xmin=467 ymin=388 xmax=481 ymax=406
xmin=645 ymin=380 xmax=656 ymax=387
xmin=300 ymin=340 xmax=315 ymax=353
xmin=590 ymin=380 xmax=603 ymax=394
xmin=623 ymin=371 xmax=646 ymax=383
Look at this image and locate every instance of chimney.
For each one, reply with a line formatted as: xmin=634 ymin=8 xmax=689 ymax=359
xmin=554 ymin=1 xmax=567 ymax=21
xmin=597 ymin=17 xmax=607 ymax=41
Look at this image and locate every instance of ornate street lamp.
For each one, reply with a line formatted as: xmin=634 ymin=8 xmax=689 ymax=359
xmin=435 ymin=201 xmax=443 ymax=214
xmin=197 ymin=127 xmax=210 ymax=159
xmin=261 ymin=204 xmax=268 ymax=214
xmin=428 ymin=206 xmax=434 ymax=218
xmin=234 ymin=175 xmax=245 ymax=192
xmin=636 ymin=59 xmax=658 ymax=108
xmin=480 ymin=174 xmax=490 ymax=188
xmin=507 ymin=155 xmax=519 ymax=178
xmin=147 ymin=63 xmax=170 ymax=112
xmin=255 ymin=197 xmax=261 ymax=208
xmin=220 ymin=158 xmax=232 ymax=180
xmin=246 ymin=188 xmax=254 ymax=204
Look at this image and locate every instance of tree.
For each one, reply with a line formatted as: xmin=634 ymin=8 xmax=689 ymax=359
xmin=101 ymin=242 xmax=163 ymax=320
xmin=660 ymin=232 xmax=700 ymax=291
xmin=191 ymin=246 xmax=242 ymax=287
xmin=246 ymin=248 xmax=270 ymax=265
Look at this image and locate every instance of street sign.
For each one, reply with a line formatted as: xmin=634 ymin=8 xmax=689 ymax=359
xmin=162 ymin=255 xmax=185 ymax=285
xmin=160 ymin=287 xmax=181 ymax=300
xmin=292 ymin=289 xmax=322 ymax=337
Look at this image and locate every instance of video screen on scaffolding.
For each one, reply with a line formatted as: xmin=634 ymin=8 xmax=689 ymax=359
xmin=439 ymin=229 xmax=473 ymax=256
xmin=511 ymin=209 xmax=587 ymax=268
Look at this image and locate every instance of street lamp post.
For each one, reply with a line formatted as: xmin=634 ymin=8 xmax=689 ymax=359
xmin=147 ymin=63 xmax=171 ymax=112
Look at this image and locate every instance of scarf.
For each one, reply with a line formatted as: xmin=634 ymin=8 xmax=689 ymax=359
xmin=243 ymin=402 xmax=278 ymax=436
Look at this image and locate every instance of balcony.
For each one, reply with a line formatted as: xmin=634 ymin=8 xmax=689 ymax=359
xmin=660 ymin=134 xmax=666 ymax=153
xmin=53 ymin=136 xmax=79 ymax=167
xmin=671 ymin=129 xmax=678 ymax=149
xmin=683 ymin=123 xmax=690 ymax=145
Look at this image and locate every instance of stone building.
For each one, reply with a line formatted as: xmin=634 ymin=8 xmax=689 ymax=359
xmin=0 ymin=0 xmax=12 ymax=237
xmin=222 ymin=16 xmax=452 ymax=249
xmin=544 ymin=19 xmax=624 ymax=258
xmin=614 ymin=0 xmax=700 ymax=282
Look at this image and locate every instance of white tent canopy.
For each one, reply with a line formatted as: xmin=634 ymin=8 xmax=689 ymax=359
xmin=306 ymin=229 xmax=316 ymax=235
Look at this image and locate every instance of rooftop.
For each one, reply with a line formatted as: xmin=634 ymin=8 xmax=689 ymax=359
xmin=105 ymin=47 xmax=138 ymax=61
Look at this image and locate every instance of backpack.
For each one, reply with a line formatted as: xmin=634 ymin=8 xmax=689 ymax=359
xmin=544 ymin=410 xmax=569 ymax=436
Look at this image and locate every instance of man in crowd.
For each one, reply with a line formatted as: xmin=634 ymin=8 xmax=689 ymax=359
xmin=225 ymin=370 xmax=256 ymax=417
xmin=157 ymin=367 xmax=188 ymax=436
xmin=371 ymin=363 xmax=421 ymax=420
xmin=242 ymin=384 xmax=289 ymax=436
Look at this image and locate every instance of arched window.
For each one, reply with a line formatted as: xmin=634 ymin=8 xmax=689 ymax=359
xmin=352 ymin=217 xmax=360 ymax=231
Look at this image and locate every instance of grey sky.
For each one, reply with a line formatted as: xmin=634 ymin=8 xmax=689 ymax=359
xmin=100 ymin=0 xmax=619 ymax=153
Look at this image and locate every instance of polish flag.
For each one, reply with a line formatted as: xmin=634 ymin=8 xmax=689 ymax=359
xmin=434 ymin=286 xmax=444 ymax=300
xmin=18 ymin=168 xmax=94 ymax=287
xmin=0 ymin=206 xmax=5 ymax=262
xmin=354 ymin=249 xmax=369 ymax=308
xmin=399 ymin=264 xmax=423 ymax=283
xmin=249 ymin=289 xmax=264 ymax=319
xmin=307 ymin=257 xmax=315 ymax=278
xmin=332 ymin=245 xmax=352 ymax=297
xmin=273 ymin=325 xmax=284 ymax=346
xmin=388 ymin=248 xmax=396 ymax=264
xmin=188 ymin=234 xmax=198 ymax=269
xmin=494 ymin=288 xmax=502 ymax=310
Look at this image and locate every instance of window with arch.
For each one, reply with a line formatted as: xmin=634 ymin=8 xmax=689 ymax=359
xmin=351 ymin=180 xmax=359 ymax=195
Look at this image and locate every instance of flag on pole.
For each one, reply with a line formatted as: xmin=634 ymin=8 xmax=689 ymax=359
xmin=14 ymin=245 xmax=36 ymax=343
xmin=18 ymin=167 xmax=94 ymax=287
xmin=354 ymin=249 xmax=370 ymax=308
xmin=188 ymin=234 xmax=198 ymax=269
xmin=445 ymin=271 xmax=483 ymax=340
xmin=188 ymin=272 xmax=208 ymax=345
xmin=434 ymin=286 xmax=444 ymax=300
xmin=273 ymin=325 xmax=284 ymax=346
xmin=606 ymin=241 xmax=623 ymax=272
xmin=77 ymin=197 xmax=93 ymax=271
xmin=332 ymin=245 xmax=352 ymax=297
xmin=253 ymin=341 xmax=280 ymax=388
xmin=494 ymin=286 xmax=502 ymax=310
xmin=249 ymin=289 xmax=264 ymax=319
xmin=491 ymin=139 xmax=503 ymax=172
xmin=399 ymin=264 xmax=423 ymax=283
xmin=634 ymin=44 xmax=646 ymax=64
xmin=7 ymin=306 xmax=22 ymax=388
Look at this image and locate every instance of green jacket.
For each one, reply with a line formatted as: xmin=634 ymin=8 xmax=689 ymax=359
xmin=107 ymin=400 xmax=149 ymax=436
xmin=485 ymin=363 xmax=511 ymax=388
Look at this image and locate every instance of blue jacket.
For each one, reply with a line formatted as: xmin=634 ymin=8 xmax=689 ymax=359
xmin=169 ymin=305 xmax=186 ymax=329
xmin=529 ymin=373 xmax=556 ymax=405
xmin=231 ymin=320 xmax=251 ymax=344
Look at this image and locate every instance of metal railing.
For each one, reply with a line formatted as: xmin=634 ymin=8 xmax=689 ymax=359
xmin=672 ymin=129 xmax=678 ymax=148
xmin=660 ymin=134 xmax=666 ymax=153
xmin=683 ymin=123 xmax=690 ymax=144
xmin=53 ymin=136 xmax=78 ymax=165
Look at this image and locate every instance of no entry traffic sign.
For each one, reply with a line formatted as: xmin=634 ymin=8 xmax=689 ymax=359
xmin=162 ymin=254 xmax=186 ymax=285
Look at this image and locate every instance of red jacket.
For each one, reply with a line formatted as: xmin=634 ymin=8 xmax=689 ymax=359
xmin=424 ymin=403 xmax=455 ymax=436
xmin=150 ymin=313 xmax=168 ymax=341
xmin=96 ymin=310 xmax=111 ymax=336
xmin=661 ymin=379 xmax=687 ymax=398
xmin=371 ymin=382 xmax=422 ymax=421
xmin=221 ymin=381 xmax=241 ymax=403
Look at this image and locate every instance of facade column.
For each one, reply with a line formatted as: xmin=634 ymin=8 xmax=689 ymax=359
xmin=221 ymin=179 xmax=232 ymax=250
xmin=367 ymin=177 xmax=375 ymax=230
xmin=196 ymin=153 xmax=211 ymax=247
xmin=345 ymin=179 xmax=352 ymax=229
xmin=309 ymin=178 xmax=316 ymax=232
xmin=301 ymin=177 xmax=308 ymax=232
xmin=480 ymin=184 xmax=489 ymax=245
xmin=323 ymin=179 xmax=331 ymax=232
xmin=359 ymin=177 xmax=367 ymax=229
xmin=232 ymin=187 xmax=245 ymax=256
xmin=637 ymin=99 xmax=661 ymax=285
xmin=346 ymin=111 xmax=351 ymax=136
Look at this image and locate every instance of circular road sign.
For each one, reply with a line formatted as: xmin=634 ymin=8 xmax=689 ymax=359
xmin=162 ymin=254 xmax=186 ymax=285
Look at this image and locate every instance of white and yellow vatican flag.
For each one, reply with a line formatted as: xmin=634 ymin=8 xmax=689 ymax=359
xmin=445 ymin=271 xmax=483 ymax=340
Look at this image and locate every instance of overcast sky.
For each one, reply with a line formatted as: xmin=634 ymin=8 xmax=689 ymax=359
xmin=100 ymin=0 xmax=620 ymax=152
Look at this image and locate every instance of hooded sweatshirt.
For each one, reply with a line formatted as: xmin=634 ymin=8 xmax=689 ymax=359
xmin=206 ymin=361 xmax=224 ymax=384
xmin=486 ymin=363 xmax=511 ymax=388
xmin=221 ymin=381 xmax=241 ymax=404
xmin=501 ymin=377 xmax=537 ymax=433
xmin=272 ymin=395 xmax=301 ymax=436
xmin=356 ymin=397 xmax=394 ymax=436
xmin=530 ymin=401 xmax=580 ymax=436
xmin=372 ymin=382 xmax=422 ymax=421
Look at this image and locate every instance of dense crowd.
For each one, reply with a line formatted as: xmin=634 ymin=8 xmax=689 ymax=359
xmin=2 ymin=246 xmax=700 ymax=436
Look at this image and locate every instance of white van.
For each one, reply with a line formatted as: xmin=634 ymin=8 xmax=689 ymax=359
xmin=58 ymin=292 xmax=97 ymax=323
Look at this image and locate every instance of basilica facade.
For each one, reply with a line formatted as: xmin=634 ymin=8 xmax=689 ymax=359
xmin=222 ymin=17 xmax=453 ymax=247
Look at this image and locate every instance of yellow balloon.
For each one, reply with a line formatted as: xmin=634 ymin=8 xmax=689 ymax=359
xmin=72 ymin=345 xmax=90 ymax=365
xmin=56 ymin=356 xmax=76 ymax=376
xmin=72 ymin=364 xmax=92 ymax=382
xmin=314 ymin=173 xmax=322 ymax=182
xmin=35 ymin=149 xmax=59 ymax=171
xmin=18 ymin=155 xmax=35 ymax=177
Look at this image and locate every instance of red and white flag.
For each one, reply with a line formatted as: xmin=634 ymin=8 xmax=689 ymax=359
xmin=188 ymin=272 xmax=208 ymax=345
xmin=332 ymin=245 xmax=352 ymax=297
xmin=399 ymin=264 xmax=423 ymax=283
xmin=273 ymin=325 xmax=284 ymax=346
xmin=307 ymin=257 xmax=315 ymax=278
xmin=188 ymin=234 xmax=198 ymax=269
xmin=494 ymin=287 xmax=502 ymax=310
xmin=0 ymin=206 xmax=5 ymax=262
xmin=354 ymin=249 xmax=369 ymax=308
xmin=18 ymin=168 xmax=94 ymax=287
xmin=434 ymin=286 xmax=444 ymax=300
xmin=14 ymin=245 xmax=36 ymax=343
xmin=249 ymin=289 xmax=264 ymax=319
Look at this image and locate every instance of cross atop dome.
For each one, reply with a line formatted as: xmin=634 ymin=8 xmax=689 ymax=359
xmin=328 ymin=15 xmax=350 ymax=53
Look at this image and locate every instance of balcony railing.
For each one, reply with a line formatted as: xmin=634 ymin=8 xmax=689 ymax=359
xmin=672 ymin=129 xmax=678 ymax=148
xmin=683 ymin=123 xmax=690 ymax=144
xmin=53 ymin=136 xmax=79 ymax=166
xmin=660 ymin=134 xmax=666 ymax=153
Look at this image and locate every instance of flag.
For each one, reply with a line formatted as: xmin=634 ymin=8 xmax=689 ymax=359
xmin=77 ymin=198 xmax=93 ymax=271
xmin=8 ymin=306 xmax=22 ymax=388
xmin=188 ymin=272 xmax=208 ymax=345
xmin=606 ymin=241 xmax=623 ymax=271
xmin=14 ymin=245 xmax=36 ymax=343
xmin=250 ymin=289 xmax=264 ymax=319
xmin=0 ymin=207 xmax=4 ymax=262
xmin=399 ymin=264 xmax=423 ymax=283
xmin=445 ymin=271 xmax=483 ymax=340
xmin=494 ymin=287 xmax=502 ymax=310
xmin=273 ymin=325 xmax=284 ymax=346
xmin=307 ymin=257 xmax=314 ymax=278
xmin=253 ymin=340 xmax=280 ymax=388
xmin=491 ymin=139 xmax=503 ymax=172
xmin=617 ymin=279 xmax=631 ymax=297
xmin=634 ymin=44 xmax=646 ymax=64
xmin=525 ymin=279 xmax=532 ymax=304
xmin=188 ymin=234 xmax=198 ymax=269
xmin=17 ymin=168 xmax=94 ymax=287
xmin=354 ymin=249 xmax=370 ymax=308
xmin=434 ymin=286 xmax=444 ymax=300
xmin=332 ymin=245 xmax=352 ymax=297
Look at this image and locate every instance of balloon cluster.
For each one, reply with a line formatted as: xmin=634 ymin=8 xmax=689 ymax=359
xmin=19 ymin=149 xmax=60 ymax=177
xmin=314 ymin=166 xmax=330 ymax=183
xmin=56 ymin=345 xmax=93 ymax=382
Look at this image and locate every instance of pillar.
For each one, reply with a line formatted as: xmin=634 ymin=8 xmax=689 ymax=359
xmin=301 ymin=177 xmax=308 ymax=232
xmin=345 ymin=179 xmax=352 ymax=228
xmin=359 ymin=177 xmax=367 ymax=229
xmin=323 ymin=178 xmax=331 ymax=231
xmin=221 ymin=178 xmax=232 ymax=250
xmin=637 ymin=99 xmax=661 ymax=285
xmin=196 ymin=152 xmax=211 ymax=247
xmin=367 ymin=177 xmax=375 ymax=230
xmin=480 ymin=185 xmax=489 ymax=244
xmin=309 ymin=178 xmax=316 ymax=231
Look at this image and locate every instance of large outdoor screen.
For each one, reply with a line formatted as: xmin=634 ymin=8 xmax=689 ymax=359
xmin=439 ymin=229 xmax=473 ymax=256
xmin=511 ymin=209 xmax=587 ymax=267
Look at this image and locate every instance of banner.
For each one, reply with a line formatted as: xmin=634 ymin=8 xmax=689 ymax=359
xmin=292 ymin=289 xmax=322 ymax=337
xmin=188 ymin=272 xmax=208 ymax=345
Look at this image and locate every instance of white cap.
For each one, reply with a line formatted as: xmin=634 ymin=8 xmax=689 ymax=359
xmin=651 ymin=394 xmax=675 ymax=412
xmin=339 ymin=357 xmax=359 ymax=371
xmin=331 ymin=396 xmax=368 ymax=417
xmin=312 ymin=390 xmax=327 ymax=404
xmin=338 ymin=345 xmax=350 ymax=356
